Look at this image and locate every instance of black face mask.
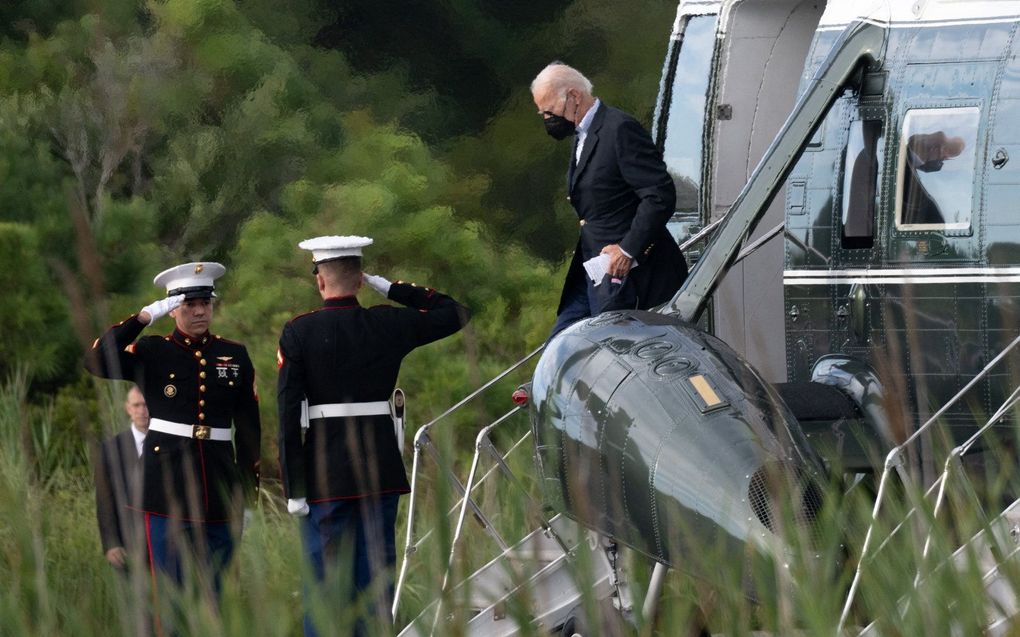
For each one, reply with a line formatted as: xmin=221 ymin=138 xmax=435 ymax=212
xmin=544 ymin=114 xmax=576 ymax=140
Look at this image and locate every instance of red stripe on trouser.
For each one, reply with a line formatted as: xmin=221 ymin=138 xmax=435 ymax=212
xmin=145 ymin=513 xmax=164 ymax=637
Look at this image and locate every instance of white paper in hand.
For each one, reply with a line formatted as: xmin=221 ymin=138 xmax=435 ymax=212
xmin=583 ymin=254 xmax=611 ymax=286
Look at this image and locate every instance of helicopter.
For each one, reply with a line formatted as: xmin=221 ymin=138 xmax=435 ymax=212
xmin=394 ymin=1 xmax=1020 ymax=634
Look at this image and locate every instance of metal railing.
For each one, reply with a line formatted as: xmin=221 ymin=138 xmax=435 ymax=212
xmin=392 ymin=345 xmax=545 ymax=621
xmin=838 ymin=332 xmax=1020 ymax=633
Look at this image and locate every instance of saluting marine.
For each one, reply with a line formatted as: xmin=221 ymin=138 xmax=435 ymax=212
xmin=84 ymin=262 xmax=261 ymax=604
xmin=277 ymin=235 xmax=470 ymax=637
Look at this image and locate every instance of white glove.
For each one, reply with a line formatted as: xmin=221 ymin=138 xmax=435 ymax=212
xmin=140 ymin=294 xmax=185 ymax=325
xmin=287 ymin=498 xmax=310 ymax=517
xmin=363 ymin=273 xmax=392 ymax=296
xmin=243 ymin=508 xmax=254 ymax=532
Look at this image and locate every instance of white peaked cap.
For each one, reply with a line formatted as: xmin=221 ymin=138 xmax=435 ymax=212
xmin=152 ymin=262 xmax=226 ymax=298
xmin=298 ymin=235 xmax=373 ymax=263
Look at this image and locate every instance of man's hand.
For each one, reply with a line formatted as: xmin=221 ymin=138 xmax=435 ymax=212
xmin=105 ymin=546 xmax=127 ymax=569
xmin=363 ymin=273 xmax=392 ymax=297
xmin=287 ymin=497 xmax=310 ymax=517
xmin=139 ymin=294 xmax=185 ymax=325
xmin=600 ymin=244 xmax=633 ymax=278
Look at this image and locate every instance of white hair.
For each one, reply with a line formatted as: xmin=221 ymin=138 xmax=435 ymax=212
xmin=530 ymin=62 xmax=594 ymax=97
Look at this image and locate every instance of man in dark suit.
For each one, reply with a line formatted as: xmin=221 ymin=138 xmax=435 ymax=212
xmin=85 ymin=262 xmax=261 ymax=612
xmin=531 ymin=62 xmax=688 ymax=337
xmin=277 ymin=235 xmax=470 ymax=637
xmin=95 ymin=384 xmax=148 ymax=570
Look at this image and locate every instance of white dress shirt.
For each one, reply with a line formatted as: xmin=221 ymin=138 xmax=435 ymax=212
xmin=575 ymin=98 xmax=601 ymax=163
xmin=130 ymin=423 xmax=146 ymax=458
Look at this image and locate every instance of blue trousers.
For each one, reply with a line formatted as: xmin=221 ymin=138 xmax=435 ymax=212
xmin=549 ymin=272 xmax=638 ymax=339
xmin=301 ymin=495 xmax=400 ymax=637
xmin=145 ymin=514 xmax=235 ymax=634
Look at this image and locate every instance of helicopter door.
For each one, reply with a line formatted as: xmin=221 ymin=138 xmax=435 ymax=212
xmin=831 ymin=110 xmax=885 ymax=359
xmin=784 ymin=93 xmax=886 ymax=381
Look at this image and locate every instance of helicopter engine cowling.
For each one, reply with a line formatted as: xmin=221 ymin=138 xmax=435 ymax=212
xmin=530 ymin=310 xmax=827 ymax=590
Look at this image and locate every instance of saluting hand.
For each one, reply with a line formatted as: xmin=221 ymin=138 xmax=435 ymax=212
xmin=139 ymin=294 xmax=185 ymax=325
xmin=600 ymin=244 xmax=633 ymax=278
xmin=363 ymin=273 xmax=392 ymax=296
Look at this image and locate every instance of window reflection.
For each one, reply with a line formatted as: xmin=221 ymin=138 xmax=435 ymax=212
xmin=660 ymin=15 xmax=717 ymax=213
xmin=896 ymin=107 xmax=979 ymax=230
xmin=841 ymin=119 xmax=883 ymax=249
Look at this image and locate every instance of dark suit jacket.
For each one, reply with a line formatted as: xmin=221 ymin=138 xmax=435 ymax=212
xmin=95 ymin=429 xmax=144 ymax=557
xmin=561 ymin=103 xmax=688 ymax=314
xmin=900 ymin=158 xmax=945 ymax=226
xmin=277 ymin=284 xmax=470 ymax=502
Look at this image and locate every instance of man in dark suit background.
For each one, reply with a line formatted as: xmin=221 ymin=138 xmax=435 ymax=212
xmin=95 ymin=384 xmax=148 ymax=570
xmin=531 ymin=62 xmax=688 ymax=337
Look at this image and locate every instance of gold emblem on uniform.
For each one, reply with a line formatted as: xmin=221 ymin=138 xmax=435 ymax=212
xmin=164 ymin=384 xmax=177 ymax=398
xmin=195 ymin=263 xmax=204 ymax=274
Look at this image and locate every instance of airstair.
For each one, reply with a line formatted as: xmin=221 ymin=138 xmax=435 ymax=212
xmin=392 ymin=347 xmax=635 ymax=637
xmin=840 ymin=333 xmax=1020 ymax=636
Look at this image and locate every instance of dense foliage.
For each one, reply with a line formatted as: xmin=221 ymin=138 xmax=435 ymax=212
xmin=5 ymin=4 xmax=1020 ymax=637
xmin=0 ymin=1 xmax=676 ymax=633
xmin=0 ymin=0 xmax=675 ymax=460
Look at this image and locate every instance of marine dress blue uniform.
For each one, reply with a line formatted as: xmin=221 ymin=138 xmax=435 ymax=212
xmin=84 ymin=263 xmax=261 ymax=618
xmin=277 ymin=236 xmax=469 ymax=636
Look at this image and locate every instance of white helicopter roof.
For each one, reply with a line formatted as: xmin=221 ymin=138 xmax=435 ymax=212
xmin=819 ymin=0 xmax=1020 ymax=30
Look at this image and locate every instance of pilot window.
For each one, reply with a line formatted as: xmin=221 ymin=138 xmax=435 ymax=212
xmin=895 ymin=107 xmax=980 ymax=231
xmin=841 ymin=119 xmax=883 ymax=249
xmin=659 ymin=14 xmax=717 ymax=213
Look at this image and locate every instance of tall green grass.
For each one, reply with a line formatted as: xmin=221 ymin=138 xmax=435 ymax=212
xmin=2 ymin=368 xmax=1019 ymax=636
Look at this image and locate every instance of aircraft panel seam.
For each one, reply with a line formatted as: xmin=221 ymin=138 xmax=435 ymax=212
xmin=785 ymin=267 xmax=1020 ymax=275
xmin=784 ymin=275 xmax=1020 ymax=284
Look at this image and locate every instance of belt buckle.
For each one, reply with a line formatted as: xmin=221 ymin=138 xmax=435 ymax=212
xmin=193 ymin=425 xmax=211 ymax=440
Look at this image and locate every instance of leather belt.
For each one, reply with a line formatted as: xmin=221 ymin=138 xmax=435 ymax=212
xmin=307 ymin=401 xmax=391 ymax=420
xmin=149 ymin=417 xmax=232 ymax=441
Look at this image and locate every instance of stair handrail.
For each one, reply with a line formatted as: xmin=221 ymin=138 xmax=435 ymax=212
xmin=393 ymin=345 xmax=544 ymax=621
xmin=838 ymin=331 xmax=1020 ymax=633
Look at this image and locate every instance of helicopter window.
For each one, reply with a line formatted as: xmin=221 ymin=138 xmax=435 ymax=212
xmin=841 ymin=119 xmax=883 ymax=249
xmin=659 ymin=14 xmax=717 ymax=213
xmin=895 ymin=107 xmax=980 ymax=231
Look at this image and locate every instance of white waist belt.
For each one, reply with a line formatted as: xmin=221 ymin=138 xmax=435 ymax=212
xmin=308 ymin=401 xmax=391 ymax=420
xmin=149 ymin=418 xmax=232 ymax=441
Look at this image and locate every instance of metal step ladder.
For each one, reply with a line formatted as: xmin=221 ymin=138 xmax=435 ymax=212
xmin=398 ymin=515 xmax=630 ymax=637
xmin=391 ymin=346 xmax=635 ymax=637
xmin=855 ymin=497 xmax=1020 ymax=637
xmin=842 ymin=333 xmax=1020 ymax=636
